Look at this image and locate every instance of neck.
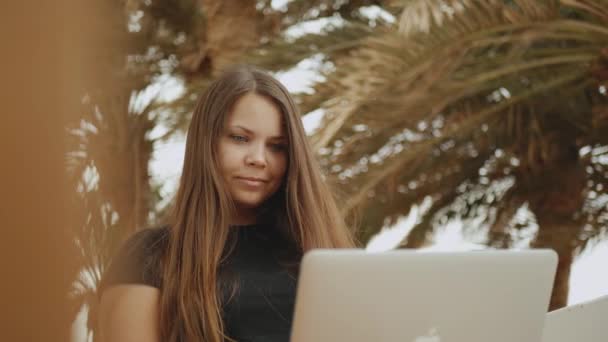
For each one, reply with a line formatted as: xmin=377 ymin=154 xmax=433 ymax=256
xmin=231 ymin=208 xmax=258 ymax=226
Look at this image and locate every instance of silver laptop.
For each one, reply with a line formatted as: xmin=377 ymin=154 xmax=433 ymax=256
xmin=541 ymin=294 xmax=608 ymax=342
xmin=291 ymin=249 xmax=557 ymax=342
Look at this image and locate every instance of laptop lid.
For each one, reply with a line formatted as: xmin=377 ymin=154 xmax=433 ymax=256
xmin=291 ymin=249 xmax=557 ymax=342
xmin=541 ymin=294 xmax=608 ymax=342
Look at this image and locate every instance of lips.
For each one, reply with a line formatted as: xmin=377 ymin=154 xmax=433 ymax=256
xmin=236 ymin=176 xmax=268 ymax=183
xmin=234 ymin=176 xmax=269 ymax=189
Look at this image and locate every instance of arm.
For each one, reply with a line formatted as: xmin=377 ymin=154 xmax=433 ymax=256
xmin=98 ymin=284 xmax=161 ymax=342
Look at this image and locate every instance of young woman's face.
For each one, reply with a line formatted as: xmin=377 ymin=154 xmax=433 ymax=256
xmin=218 ymin=92 xmax=288 ymax=217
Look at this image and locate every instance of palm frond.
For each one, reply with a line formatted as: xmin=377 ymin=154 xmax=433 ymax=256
xmin=310 ymin=0 xmax=608 ymax=155
xmin=247 ymin=22 xmax=376 ymax=72
xmin=561 ymin=0 xmax=608 ymax=23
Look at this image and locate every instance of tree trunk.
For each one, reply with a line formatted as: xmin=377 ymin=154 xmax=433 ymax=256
xmin=183 ymin=0 xmax=280 ymax=76
xmin=529 ymin=224 xmax=577 ymax=311
xmin=525 ymin=160 xmax=586 ymax=311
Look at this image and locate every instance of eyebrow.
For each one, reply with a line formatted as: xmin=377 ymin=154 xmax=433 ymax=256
xmin=231 ymin=125 xmax=286 ymax=140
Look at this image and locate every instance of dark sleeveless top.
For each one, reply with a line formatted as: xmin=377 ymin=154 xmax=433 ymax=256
xmin=99 ymin=224 xmax=300 ymax=342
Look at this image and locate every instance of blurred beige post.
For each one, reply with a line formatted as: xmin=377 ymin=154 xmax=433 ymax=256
xmin=0 ymin=1 xmax=112 ymax=341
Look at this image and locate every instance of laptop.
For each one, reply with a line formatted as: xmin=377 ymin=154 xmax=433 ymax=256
xmin=290 ymin=249 xmax=557 ymax=342
xmin=541 ymin=294 xmax=608 ymax=342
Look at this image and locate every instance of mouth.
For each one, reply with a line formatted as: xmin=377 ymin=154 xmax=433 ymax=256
xmin=236 ymin=176 xmax=268 ymax=183
xmin=235 ymin=176 xmax=269 ymax=188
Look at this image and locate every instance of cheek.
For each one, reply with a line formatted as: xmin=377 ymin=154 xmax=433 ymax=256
xmin=216 ymin=144 xmax=228 ymax=171
xmin=273 ymin=154 xmax=288 ymax=179
xmin=217 ymin=140 xmax=240 ymax=171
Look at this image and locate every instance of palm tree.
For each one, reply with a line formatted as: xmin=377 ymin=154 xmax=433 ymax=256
xmin=166 ymin=0 xmax=608 ymax=310
xmin=277 ymin=0 xmax=608 ymax=310
xmin=170 ymin=0 xmax=391 ymax=114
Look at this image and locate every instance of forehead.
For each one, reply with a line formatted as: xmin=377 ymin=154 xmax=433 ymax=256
xmin=225 ymin=92 xmax=286 ymax=137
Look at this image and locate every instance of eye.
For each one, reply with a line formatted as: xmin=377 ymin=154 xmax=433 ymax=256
xmin=269 ymin=143 xmax=288 ymax=152
xmin=230 ymin=134 xmax=248 ymax=143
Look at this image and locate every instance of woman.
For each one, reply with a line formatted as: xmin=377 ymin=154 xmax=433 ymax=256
xmin=98 ymin=65 xmax=357 ymax=342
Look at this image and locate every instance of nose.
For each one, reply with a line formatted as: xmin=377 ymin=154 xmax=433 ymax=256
xmin=245 ymin=143 xmax=267 ymax=168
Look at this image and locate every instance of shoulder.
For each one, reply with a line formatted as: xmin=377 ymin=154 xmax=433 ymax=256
xmin=120 ymin=226 xmax=170 ymax=259
xmin=98 ymin=284 xmax=161 ymax=342
xmin=100 ymin=226 xmax=170 ymax=292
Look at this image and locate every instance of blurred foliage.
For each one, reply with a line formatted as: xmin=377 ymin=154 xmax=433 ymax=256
xmin=67 ymin=0 xmax=203 ymax=338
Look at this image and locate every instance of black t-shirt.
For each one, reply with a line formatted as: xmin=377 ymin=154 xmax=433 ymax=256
xmin=99 ymin=224 xmax=300 ymax=342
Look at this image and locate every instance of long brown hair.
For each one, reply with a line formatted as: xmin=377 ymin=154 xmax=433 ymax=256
xmin=159 ymin=65 xmax=356 ymax=341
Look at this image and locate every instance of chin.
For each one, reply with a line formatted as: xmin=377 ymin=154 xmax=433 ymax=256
xmin=235 ymin=202 xmax=263 ymax=210
xmin=233 ymin=196 xmax=266 ymax=210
